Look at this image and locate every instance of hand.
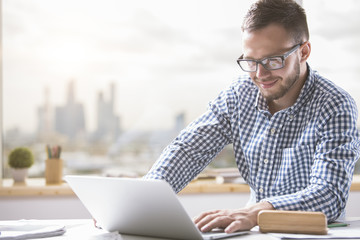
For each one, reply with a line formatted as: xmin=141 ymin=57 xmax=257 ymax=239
xmin=193 ymin=201 xmax=274 ymax=234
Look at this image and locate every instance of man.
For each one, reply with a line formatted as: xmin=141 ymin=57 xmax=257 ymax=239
xmin=144 ymin=0 xmax=360 ymax=234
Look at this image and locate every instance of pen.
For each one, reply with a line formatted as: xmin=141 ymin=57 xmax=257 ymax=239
xmin=52 ymin=146 xmax=57 ymax=158
xmin=58 ymin=146 xmax=62 ymax=158
xmin=328 ymin=222 xmax=349 ymax=228
xmin=46 ymin=145 xmax=52 ymax=158
xmin=46 ymin=145 xmax=62 ymax=158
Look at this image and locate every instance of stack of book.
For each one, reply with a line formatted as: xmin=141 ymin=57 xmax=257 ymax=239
xmin=0 ymin=220 xmax=65 ymax=240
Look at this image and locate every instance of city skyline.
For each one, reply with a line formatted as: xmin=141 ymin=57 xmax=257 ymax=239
xmin=35 ymin=79 xmax=186 ymax=142
xmin=38 ymin=80 xmax=122 ymax=141
xmin=3 ymin=0 xmax=250 ymax=134
xmin=3 ymin=0 xmax=360 ymax=135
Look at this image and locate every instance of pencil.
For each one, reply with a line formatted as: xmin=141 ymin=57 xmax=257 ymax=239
xmin=328 ymin=222 xmax=349 ymax=228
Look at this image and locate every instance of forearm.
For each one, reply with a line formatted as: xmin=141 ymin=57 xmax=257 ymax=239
xmin=144 ymin=110 xmax=233 ymax=192
xmin=263 ymin=183 xmax=345 ymax=221
xmin=144 ymin=144 xmax=208 ymax=193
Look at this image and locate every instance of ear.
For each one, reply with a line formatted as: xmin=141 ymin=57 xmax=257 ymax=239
xmin=300 ymin=41 xmax=311 ymax=62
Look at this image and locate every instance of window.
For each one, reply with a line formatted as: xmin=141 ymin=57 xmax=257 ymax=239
xmin=2 ymin=0 xmax=360 ymax=179
xmin=2 ymin=0 xmax=253 ymax=178
xmin=304 ymin=0 xmax=360 ymax=174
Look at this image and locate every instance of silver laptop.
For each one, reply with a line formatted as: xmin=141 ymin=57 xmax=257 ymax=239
xmin=65 ymin=175 xmax=249 ymax=240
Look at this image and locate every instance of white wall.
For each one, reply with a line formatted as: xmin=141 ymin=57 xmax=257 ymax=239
xmin=1 ymin=192 xmax=360 ymax=220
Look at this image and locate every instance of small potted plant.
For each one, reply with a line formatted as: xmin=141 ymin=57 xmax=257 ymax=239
xmin=8 ymin=147 xmax=34 ymax=182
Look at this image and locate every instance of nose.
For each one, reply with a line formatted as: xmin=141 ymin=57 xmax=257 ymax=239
xmin=256 ymin=63 xmax=271 ymax=79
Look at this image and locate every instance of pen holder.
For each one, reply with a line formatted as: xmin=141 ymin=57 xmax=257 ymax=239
xmin=45 ymin=158 xmax=63 ymax=185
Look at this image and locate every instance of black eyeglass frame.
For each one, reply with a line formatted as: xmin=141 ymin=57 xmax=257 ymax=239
xmin=237 ymin=43 xmax=302 ymax=72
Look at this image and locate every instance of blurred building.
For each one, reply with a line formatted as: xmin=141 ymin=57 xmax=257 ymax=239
xmin=93 ymin=82 xmax=121 ymax=142
xmin=55 ymin=80 xmax=86 ymax=140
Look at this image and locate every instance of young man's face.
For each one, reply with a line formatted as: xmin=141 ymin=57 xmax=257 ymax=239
xmin=242 ymin=24 xmax=303 ymax=103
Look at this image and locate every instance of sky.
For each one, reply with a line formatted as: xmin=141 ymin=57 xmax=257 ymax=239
xmin=3 ymin=0 xmax=360 ymax=133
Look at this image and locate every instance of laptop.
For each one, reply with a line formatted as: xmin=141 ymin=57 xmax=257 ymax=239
xmin=65 ymin=175 xmax=249 ymax=240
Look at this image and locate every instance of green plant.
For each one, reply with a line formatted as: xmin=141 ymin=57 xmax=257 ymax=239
xmin=8 ymin=147 xmax=34 ymax=169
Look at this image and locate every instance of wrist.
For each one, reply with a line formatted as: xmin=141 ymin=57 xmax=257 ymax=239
xmin=247 ymin=201 xmax=275 ymax=225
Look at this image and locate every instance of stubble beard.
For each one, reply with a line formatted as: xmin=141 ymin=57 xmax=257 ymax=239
xmin=258 ymin=62 xmax=300 ymax=102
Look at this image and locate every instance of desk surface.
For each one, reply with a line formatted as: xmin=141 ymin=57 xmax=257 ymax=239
xmin=2 ymin=218 xmax=360 ymax=240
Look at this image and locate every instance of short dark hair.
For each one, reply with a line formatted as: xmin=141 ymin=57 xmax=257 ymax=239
xmin=242 ymin=0 xmax=309 ymax=44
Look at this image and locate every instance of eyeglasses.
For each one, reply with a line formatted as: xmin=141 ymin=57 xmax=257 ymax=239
xmin=237 ymin=44 xmax=301 ymax=72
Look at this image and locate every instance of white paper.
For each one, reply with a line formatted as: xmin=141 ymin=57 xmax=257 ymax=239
xmin=0 ymin=220 xmax=66 ymax=240
xmin=270 ymin=228 xmax=360 ymax=239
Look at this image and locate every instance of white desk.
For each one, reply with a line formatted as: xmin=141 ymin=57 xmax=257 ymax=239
xmin=2 ymin=218 xmax=360 ymax=240
xmin=8 ymin=219 xmax=259 ymax=240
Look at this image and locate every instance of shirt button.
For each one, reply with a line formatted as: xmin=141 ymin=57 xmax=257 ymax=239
xmin=259 ymin=188 xmax=264 ymax=193
xmin=288 ymin=114 xmax=294 ymax=120
xmin=264 ymin=159 xmax=269 ymax=164
xmin=270 ymin=128 xmax=276 ymax=135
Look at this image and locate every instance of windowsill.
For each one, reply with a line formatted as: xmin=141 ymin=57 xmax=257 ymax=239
xmin=1 ymin=175 xmax=360 ymax=197
xmin=0 ymin=178 xmax=74 ymax=196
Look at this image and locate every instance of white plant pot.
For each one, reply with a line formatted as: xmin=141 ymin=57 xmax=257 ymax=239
xmin=11 ymin=168 xmax=29 ymax=182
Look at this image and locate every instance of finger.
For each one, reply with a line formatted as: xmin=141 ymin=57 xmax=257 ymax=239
xmin=224 ymin=220 xmax=242 ymax=233
xmin=196 ymin=214 xmax=218 ymax=231
xmin=193 ymin=210 xmax=219 ymax=224
xmin=200 ymin=216 xmax=231 ymax=232
xmin=225 ymin=219 xmax=253 ymax=234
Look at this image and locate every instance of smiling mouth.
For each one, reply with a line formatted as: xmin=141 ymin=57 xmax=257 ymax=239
xmin=259 ymin=79 xmax=278 ymax=89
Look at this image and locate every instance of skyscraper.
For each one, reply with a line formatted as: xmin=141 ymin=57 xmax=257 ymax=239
xmin=94 ymin=82 xmax=121 ymax=142
xmin=54 ymin=80 xmax=86 ymax=140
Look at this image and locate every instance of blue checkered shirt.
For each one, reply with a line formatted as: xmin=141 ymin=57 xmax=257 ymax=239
xmin=144 ymin=66 xmax=360 ymax=221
